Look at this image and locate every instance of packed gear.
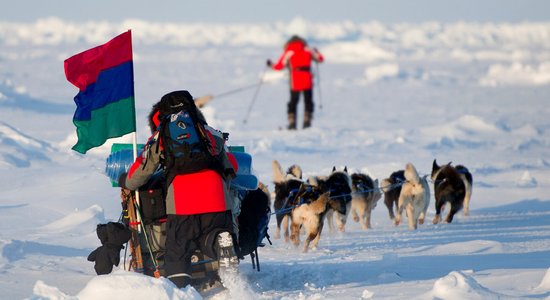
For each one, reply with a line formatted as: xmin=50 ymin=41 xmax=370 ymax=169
xmin=119 ymin=91 xmax=235 ymax=216
xmin=105 ymin=119 xmax=267 ymax=291
xmin=154 ymin=90 xmax=226 ymax=185
xmin=236 ymin=185 xmax=272 ymax=271
xmin=117 ymin=90 xmax=237 ymax=290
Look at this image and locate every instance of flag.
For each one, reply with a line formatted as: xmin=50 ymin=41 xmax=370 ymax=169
xmin=64 ymin=30 xmax=136 ymax=154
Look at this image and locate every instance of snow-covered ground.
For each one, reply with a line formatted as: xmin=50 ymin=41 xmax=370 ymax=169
xmin=1 ymin=18 xmax=550 ymax=299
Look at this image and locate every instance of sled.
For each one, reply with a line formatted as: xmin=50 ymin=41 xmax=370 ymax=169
xmin=105 ymin=144 xmax=261 ymax=291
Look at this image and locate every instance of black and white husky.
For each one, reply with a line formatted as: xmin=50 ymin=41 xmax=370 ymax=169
xmin=350 ymin=172 xmax=381 ymax=229
xmin=272 ymin=160 xmax=303 ymax=242
xmin=431 ymin=159 xmax=470 ymax=223
xmin=394 ymin=163 xmax=430 ymax=230
xmin=309 ymin=167 xmax=352 ymax=233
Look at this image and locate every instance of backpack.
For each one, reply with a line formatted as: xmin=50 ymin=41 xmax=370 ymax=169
xmin=138 ymin=171 xmax=167 ymax=224
xmin=155 ymin=90 xmax=223 ymax=184
xmin=237 ymin=187 xmax=272 ymax=271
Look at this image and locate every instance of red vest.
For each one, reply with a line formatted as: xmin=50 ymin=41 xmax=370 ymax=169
xmin=172 ymin=170 xmax=226 ymax=215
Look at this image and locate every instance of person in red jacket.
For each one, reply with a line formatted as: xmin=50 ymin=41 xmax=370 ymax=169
xmin=119 ymin=90 xmax=238 ymax=289
xmin=267 ymin=35 xmax=324 ymax=129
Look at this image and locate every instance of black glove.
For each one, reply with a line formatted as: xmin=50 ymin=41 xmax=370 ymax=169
xmin=88 ymin=222 xmax=131 ymax=275
xmin=266 ymin=59 xmax=272 ymax=67
xmin=106 ymin=222 xmax=132 ymax=245
xmin=87 ymin=244 xmax=123 ymax=275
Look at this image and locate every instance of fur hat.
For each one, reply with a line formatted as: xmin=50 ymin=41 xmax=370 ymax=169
xmin=147 ymin=91 xmax=208 ymax=134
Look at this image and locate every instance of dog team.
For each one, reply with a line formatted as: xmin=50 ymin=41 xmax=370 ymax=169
xmin=269 ymin=159 xmax=473 ymax=252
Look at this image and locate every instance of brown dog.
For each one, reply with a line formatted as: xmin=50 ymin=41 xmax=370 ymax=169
xmin=431 ymin=159 xmax=467 ymax=224
xmin=350 ymin=172 xmax=382 ymax=229
xmin=288 ymin=185 xmax=330 ymax=252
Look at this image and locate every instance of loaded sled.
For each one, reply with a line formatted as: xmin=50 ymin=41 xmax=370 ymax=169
xmin=102 ymin=144 xmax=271 ymax=291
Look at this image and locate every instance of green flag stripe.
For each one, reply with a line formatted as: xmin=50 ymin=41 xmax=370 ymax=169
xmin=72 ymin=96 xmax=136 ymax=154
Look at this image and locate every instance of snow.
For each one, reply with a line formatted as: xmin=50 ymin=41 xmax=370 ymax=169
xmin=480 ymin=62 xmax=550 ymax=87
xmin=1 ymin=18 xmax=550 ymax=299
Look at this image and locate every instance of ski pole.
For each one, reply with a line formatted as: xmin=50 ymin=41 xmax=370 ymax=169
xmin=132 ymin=199 xmax=161 ymax=278
xmin=243 ymin=66 xmax=269 ymax=124
xmin=315 ymin=61 xmax=323 ymax=110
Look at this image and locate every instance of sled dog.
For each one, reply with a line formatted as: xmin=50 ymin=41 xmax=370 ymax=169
xmin=309 ymin=167 xmax=352 ymax=233
xmin=350 ymin=172 xmax=382 ymax=229
xmin=380 ymin=170 xmax=405 ymax=222
xmin=288 ymin=184 xmax=331 ymax=252
xmin=431 ymin=159 xmax=467 ymax=224
xmin=431 ymin=159 xmax=473 ymax=216
xmin=272 ymin=160 xmax=304 ymax=242
xmin=394 ymin=163 xmax=430 ymax=230
xmin=456 ymin=165 xmax=473 ymax=216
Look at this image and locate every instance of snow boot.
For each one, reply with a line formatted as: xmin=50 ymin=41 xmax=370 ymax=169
xmin=303 ymin=112 xmax=313 ymax=129
xmin=216 ymin=232 xmax=239 ymax=272
xmin=287 ymin=113 xmax=297 ymax=130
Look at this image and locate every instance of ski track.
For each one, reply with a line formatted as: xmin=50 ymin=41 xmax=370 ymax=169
xmin=234 ymin=207 xmax=550 ymax=299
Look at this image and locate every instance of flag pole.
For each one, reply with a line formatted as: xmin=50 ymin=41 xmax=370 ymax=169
xmin=128 ymin=29 xmax=143 ymax=232
xmin=131 ymin=129 xmax=143 ymax=234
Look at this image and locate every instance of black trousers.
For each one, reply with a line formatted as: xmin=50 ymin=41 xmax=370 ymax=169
xmin=288 ymin=89 xmax=314 ymax=115
xmin=164 ymin=210 xmax=233 ymax=288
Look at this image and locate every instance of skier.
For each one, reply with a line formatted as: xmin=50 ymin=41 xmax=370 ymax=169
xmin=267 ymin=35 xmax=324 ymax=130
xmin=119 ymin=90 xmax=239 ymax=289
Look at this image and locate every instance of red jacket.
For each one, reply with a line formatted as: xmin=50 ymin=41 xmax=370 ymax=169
xmin=272 ymin=38 xmax=324 ymax=91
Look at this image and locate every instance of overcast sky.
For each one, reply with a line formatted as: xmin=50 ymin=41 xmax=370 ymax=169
xmin=1 ymin=0 xmax=549 ymax=23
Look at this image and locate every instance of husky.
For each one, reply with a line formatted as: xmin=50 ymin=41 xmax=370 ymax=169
xmin=431 ymin=159 xmax=473 ymax=216
xmin=455 ymin=165 xmax=473 ymax=216
xmin=380 ymin=170 xmax=405 ymax=222
xmin=309 ymin=167 xmax=352 ymax=233
xmin=272 ymin=160 xmax=304 ymax=242
xmin=288 ymin=184 xmax=331 ymax=252
xmin=431 ymin=159 xmax=467 ymax=224
xmin=350 ymin=172 xmax=382 ymax=229
xmin=394 ymin=163 xmax=431 ymax=230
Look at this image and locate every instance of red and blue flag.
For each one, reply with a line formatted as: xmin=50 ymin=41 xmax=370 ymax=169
xmin=64 ymin=30 xmax=136 ymax=154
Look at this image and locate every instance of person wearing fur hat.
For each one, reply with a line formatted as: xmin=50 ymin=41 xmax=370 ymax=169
xmin=119 ymin=90 xmax=238 ymax=289
xmin=267 ymin=35 xmax=324 ymax=130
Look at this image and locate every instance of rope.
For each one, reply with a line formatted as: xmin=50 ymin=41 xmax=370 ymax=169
xmin=270 ymin=179 xmax=409 ymax=216
xmin=271 ymin=183 xmax=321 ymax=216
xmin=269 ymin=172 xmax=446 ymax=216
xmin=213 ymin=82 xmax=262 ymax=99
